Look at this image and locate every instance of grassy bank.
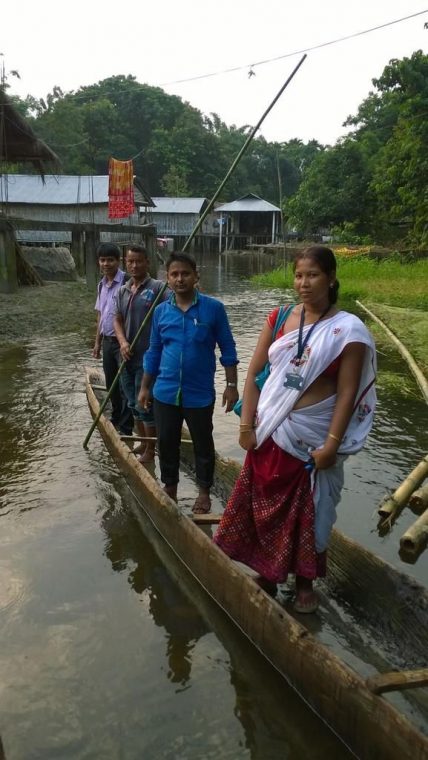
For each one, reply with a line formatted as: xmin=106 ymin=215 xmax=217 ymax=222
xmin=253 ymin=257 xmax=428 ymax=311
xmin=364 ymin=302 xmax=428 ymax=377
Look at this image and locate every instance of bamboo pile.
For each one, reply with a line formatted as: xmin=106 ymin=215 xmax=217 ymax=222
xmin=409 ymin=484 xmax=428 ymax=515
xmin=400 ymin=510 xmax=428 ymax=555
xmin=377 ymin=455 xmax=428 ymax=558
xmin=377 ymin=455 xmax=428 ymax=524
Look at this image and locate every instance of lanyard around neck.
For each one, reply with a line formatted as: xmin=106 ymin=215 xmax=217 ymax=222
xmin=295 ymin=305 xmax=330 ymax=364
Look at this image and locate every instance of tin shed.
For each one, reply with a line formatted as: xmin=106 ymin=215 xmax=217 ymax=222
xmin=215 ymin=193 xmax=281 ymax=250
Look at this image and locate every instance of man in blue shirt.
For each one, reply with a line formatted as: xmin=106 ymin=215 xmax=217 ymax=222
xmin=139 ymin=252 xmax=239 ymax=513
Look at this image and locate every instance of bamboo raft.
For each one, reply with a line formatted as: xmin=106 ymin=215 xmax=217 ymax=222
xmin=85 ymin=368 xmax=428 ymax=759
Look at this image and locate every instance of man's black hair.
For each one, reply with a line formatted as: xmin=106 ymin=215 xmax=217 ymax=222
xmin=96 ymin=242 xmax=121 ymax=260
xmin=127 ymin=244 xmax=148 ymax=257
xmin=166 ymin=251 xmax=197 ymax=272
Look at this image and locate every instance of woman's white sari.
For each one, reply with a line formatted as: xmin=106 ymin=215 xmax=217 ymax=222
xmin=255 ymin=311 xmax=376 ymax=551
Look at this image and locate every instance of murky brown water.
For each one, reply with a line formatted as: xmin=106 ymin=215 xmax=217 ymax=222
xmin=0 ymin=251 xmax=427 ymax=758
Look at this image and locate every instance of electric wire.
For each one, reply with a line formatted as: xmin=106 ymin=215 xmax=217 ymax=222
xmin=160 ymin=9 xmax=428 ymax=85
xmin=11 ymin=9 xmax=427 ymax=106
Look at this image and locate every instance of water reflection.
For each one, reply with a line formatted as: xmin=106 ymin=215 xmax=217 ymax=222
xmin=0 ymin=345 xmax=31 ymax=506
xmin=105 ymin=483 xmax=350 ymax=759
xmin=102 ymin=499 xmax=209 ymax=687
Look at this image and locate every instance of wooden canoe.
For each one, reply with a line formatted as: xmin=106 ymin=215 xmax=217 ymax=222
xmin=85 ymin=369 xmax=428 ymax=759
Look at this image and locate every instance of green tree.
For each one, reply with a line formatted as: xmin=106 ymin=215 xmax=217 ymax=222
xmin=161 ymin=165 xmax=190 ymax=196
xmin=287 ymin=139 xmax=370 ymax=233
xmin=346 ymin=51 xmax=428 ymax=245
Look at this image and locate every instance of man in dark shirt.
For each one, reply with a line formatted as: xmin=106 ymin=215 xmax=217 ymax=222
xmin=114 ymin=245 xmax=168 ymax=462
xmin=139 ymin=252 xmax=239 ymax=512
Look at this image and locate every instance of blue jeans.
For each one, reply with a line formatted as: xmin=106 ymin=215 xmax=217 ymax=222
xmin=120 ymin=363 xmax=154 ymax=424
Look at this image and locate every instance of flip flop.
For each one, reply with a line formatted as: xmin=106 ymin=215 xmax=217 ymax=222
xmin=293 ymin=592 xmax=319 ymax=614
xmin=192 ymin=495 xmax=212 ymax=514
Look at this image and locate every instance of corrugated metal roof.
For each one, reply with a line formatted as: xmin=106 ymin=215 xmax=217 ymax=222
xmin=216 ymin=193 xmax=280 ymax=213
xmin=150 ymin=197 xmax=208 ymax=214
xmin=0 ymin=174 xmax=153 ymax=206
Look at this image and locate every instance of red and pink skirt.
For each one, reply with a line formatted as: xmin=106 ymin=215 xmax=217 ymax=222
xmin=214 ymin=437 xmax=326 ymax=582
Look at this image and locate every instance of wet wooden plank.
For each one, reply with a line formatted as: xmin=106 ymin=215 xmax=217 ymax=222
xmin=190 ymin=513 xmax=222 ymax=525
xmin=367 ymin=669 xmax=428 ymax=694
xmin=120 ymin=435 xmax=192 ymax=444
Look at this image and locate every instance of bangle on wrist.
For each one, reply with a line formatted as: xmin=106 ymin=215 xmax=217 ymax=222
xmin=328 ymin=432 xmax=341 ymax=443
xmin=226 ymin=382 xmax=237 ymax=387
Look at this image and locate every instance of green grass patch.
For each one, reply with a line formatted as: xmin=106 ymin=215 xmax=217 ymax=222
xmin=253 ymin=257 xmax=428 ymax=310
xmin=365 ymin=302 xmax=428 ymax=377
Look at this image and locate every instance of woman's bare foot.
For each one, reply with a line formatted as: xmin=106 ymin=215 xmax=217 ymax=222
xmin=294 ymin=576 xmax=319 ymax=613
xmin=138 ymin=448 xmax=155 ymax=463
xmin=294 ymin=590 xmax=319 ymax=613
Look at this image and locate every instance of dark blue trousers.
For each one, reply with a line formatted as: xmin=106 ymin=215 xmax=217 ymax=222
xmin=102 ymin=336 xmax=133 ymax=435
xmin=154 ymin=399 xmax=215 ymax=489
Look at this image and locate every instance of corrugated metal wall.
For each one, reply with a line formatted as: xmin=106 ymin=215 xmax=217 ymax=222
xmin=8 ymin=204 xmax=143 ymax=244
xmin=8 ymin=204 xmax=140 ymax=224
xmin=152 ymin=213 xmax=198 ymax=235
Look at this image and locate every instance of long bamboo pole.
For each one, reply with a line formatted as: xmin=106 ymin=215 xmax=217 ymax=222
xmin=182 ymin=54 xmax=307 ymax=251
xmin=356 ymin=300 xmax=428 ymax=404
xmin=83 ymin=55 xmax=307 ymax=449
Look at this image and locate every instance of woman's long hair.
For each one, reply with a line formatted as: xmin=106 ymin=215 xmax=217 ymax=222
xmin=294 ymin=245 xmax=339 ymax=304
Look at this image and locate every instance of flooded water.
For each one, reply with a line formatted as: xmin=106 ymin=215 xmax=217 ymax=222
xmin=0 ymin=251 xmax=427 ymax=758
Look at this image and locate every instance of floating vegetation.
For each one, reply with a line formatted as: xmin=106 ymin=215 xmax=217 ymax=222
xmin=376 ymin=370 xmax=421 ymax=400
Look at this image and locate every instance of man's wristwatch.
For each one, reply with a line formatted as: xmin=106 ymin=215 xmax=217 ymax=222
xmin=226 ymin=382 xmax=237 ymax=387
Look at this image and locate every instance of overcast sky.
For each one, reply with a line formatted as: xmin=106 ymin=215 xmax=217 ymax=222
xmin=2 ymin=1 xmax=427 ymax=145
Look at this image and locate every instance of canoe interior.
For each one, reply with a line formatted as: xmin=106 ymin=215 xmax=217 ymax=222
xmin=85 ymin=369 xmax=428 ymax=758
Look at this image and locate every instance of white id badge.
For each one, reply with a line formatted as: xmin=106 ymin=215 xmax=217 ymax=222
xmin=284 ymin=372 xmax=304 ymax=390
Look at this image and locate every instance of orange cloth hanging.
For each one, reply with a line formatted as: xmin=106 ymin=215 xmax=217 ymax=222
xmin=108 ymin=158 xmax=135 ymax=218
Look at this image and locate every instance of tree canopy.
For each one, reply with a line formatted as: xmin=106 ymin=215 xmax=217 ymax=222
xmin=8 ymin=51 xmax=428 ymax=247
xmin=288 ymin=51 xmax=428 ymax=246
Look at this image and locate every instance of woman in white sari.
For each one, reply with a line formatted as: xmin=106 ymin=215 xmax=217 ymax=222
xmin=214 ymin=246 xmax=376 ymax=613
